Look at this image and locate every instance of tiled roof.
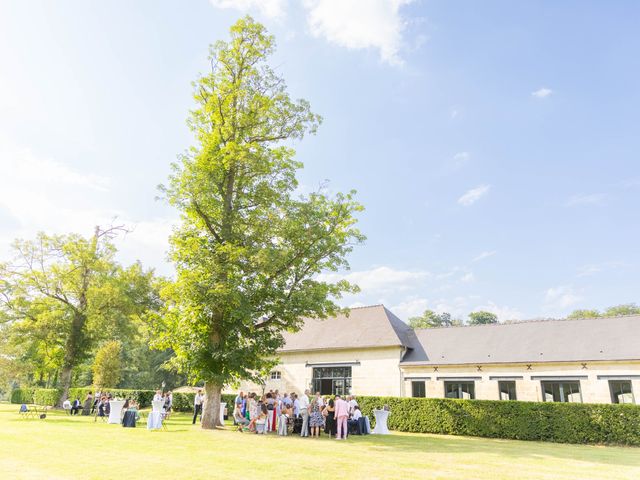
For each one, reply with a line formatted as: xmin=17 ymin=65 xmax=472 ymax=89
xmin=279 ymin=305 xmax=414 ymax=352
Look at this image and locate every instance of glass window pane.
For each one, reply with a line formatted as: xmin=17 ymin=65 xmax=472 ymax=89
xmin=412 ymin=381 xmax=426 ymax=398
xmin=499 ymin=381 xmax=517 ymax=400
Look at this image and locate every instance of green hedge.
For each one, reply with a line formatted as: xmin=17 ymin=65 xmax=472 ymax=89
xmin=67 ymin=388 xmax=156 ymax=408
xmin=10 ymin=388 xmax=36 ymax=404
xmin=10 ymin=387 xmax=156 ymax=408
xmin=10 ymin=387 xmax=238 ymax=410
xmin=357 ymin=396 xmax=640 ymax=446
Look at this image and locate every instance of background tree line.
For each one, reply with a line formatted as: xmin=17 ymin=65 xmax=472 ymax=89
xmin=408 ymin=303 xmax=639 ymax=329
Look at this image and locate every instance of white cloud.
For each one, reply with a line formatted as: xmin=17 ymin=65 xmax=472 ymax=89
xmin=460 ymin=272 xmax=474 ymax=283
xmin=390 ymin=297 xmax=430 ymax=319
xmin=565 ymin=193 xmax=606 ymax=207
xmin=457 ymin=184 xmax=491 ymax=206
xmin=450 ymin=107 xmax=459 ymax=119
xmin=304 ymin=0 xmax=415 ymax=65
xmin=473 ymin=250 xmax=496 ymax=262
xmin=209 ymin=0 xmax=287 ymax=19
xmin=544 ymin=285 xmax=583 ymax=314
xmin=0 ymin=140 xmax=176 ymax=275
xmin=451 ymin=151 xmax=469 ymax=169
xmin=532 ymin=87 xmax=553 ymax=98
xmin=319 ymin=265 xmax=429 ymax=294
xmin=576 ymin=261 xmax=627 ymax=278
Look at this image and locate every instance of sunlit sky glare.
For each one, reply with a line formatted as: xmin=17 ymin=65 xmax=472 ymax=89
xmin=0 ymin=0 xmax=638 ymax=321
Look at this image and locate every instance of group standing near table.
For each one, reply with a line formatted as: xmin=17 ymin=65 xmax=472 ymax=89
xmin=226 ymin=388 xmax=375 ymax=439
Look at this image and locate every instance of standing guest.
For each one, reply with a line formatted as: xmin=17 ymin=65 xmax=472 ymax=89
xmin=299 ymin=389 xmax=310 ymax=437
xmin=265 ymin=392 xmax=276 ymax=433
xmin=234 ymin=390 xmax=244 ymax=410
xmin=315 ymin=392 xmax=324 ymax=409
xmin=91 ymin=391 xmax=101 ymax=414
xmin=82 ymin=391 xmax=93 ymax=415
xmin=153 ymin=390 xmax=163 ymax=402
xmin=192 ymin=389 xmax=204 ymax=424
xmin=278 ymin=402 xmax=292 ymax=436
xmin=309 ymin=396 xmax=324 ymax=438
xmin=164 ymin=391 xmax=173 ymax=415
xmin=282 ymin=392 xmax=292 ymax=407
xmin=334 ymin=394 xmax=349 ymax=440
xmin=323 ymin=398 xmax=336 ymax=437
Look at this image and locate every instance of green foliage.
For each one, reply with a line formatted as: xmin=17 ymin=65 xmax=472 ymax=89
xmin=92 ymin=340 xmax=122 ymax=389
xmin=0 ymin=229 xmax=162 ymax=403
xmin=408 ymin=310 xmax=460 ymax=329
xmin=468 ymin=311 xmax=498 ymax=325
xmin=154 ymin=16 xmax=364 ymax=427
xmin=567 ymin=309 xmax=601 ymax=319
xmin=603 ymin=303 xmax=640 ymax=316
xmin=18 ymin=387 xmax=157 ymax=408
xmin=357 ymin=396 xmax=640 ymax=445
xmin=34 ymin=388 xmax=60 ymax=406
xmin=567 ymin=303 xmax=639 ymax=319
xmin=10 ymin=388 xmax=35 ymax=404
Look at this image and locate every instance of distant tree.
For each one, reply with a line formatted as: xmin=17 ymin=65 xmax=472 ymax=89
xmin=567 ymin=309 xmax=601 ymax=319
xmin=603 ymin=303 xmax=640 ymax=317
xmin=92 ymin=340 xmax=122 ymax=389
xmin=468 ymin=311 xmax=498 ymax=325
xmin=567 ymin=304 xmax=639 ymax=319
xmin=408 ymin=310 xmax=460 ymax=329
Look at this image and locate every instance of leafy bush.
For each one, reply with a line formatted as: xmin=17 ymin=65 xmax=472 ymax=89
xmin=10 ymin=388 xmax=35 ymax=404
xmin=357 ymin=396 xmax=640 ymax=446
xmin=34 ymin=389 xmax=60 ymax=406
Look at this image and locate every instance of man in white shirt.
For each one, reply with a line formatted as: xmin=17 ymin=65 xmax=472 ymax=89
xmin=192 ymin=389 xmax=204 ymax=425
xmin=299 ymin=389 xmax=310 ymax=437
xmin=348 ymin=395 xmax=358 ymax=415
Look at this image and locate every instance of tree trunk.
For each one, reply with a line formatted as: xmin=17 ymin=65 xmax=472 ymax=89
xmin=201 ymin=382 xmax=223 ymax=430
xmin=58 ymin=366 xmax=72 ymax=407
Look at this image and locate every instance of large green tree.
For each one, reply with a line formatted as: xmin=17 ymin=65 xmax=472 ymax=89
xmin=408 ymin=310 xmax=460 ymax=329
xmin=0 ymin=227 xmax=159 ymax=403
xmin=154 ymin=17 xmax=364 ymax=429
xmin=468 ymin=311 xmax=498 ymax=325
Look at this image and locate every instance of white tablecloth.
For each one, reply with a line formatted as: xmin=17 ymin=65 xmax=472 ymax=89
xmin=108 ymin=401 xmax=125 ymax=424
xmin=147 ymin=411 xmax=163 ymax=430
xmin=372 ymin=409 xmax=390 ymax=434
xmin=219 ymin=402 xmax=226 ymax=424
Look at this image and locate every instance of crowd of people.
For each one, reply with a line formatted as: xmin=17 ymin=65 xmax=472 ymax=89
xmin=210 ymin=389 xmax=365 ymax=439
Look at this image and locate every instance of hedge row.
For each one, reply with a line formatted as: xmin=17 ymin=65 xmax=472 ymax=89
xmin=357 ymin=396 xmax=640 ymax=446
xmin=10 ymin=388 xmax=156 ymax=408
xmin=10 ymin=388 xmax=237 ymax=411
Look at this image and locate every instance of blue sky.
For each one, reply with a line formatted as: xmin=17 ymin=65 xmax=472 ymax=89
xmin=0 ymin=0 xmax=638 ymax=321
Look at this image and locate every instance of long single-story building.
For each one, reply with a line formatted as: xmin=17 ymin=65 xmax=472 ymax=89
xmin=235 ymin=304 xmax=640 ymax=405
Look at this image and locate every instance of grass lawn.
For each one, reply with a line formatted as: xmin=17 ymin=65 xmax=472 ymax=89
xmin=1 ymin=403 xmax=639 ymax=480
